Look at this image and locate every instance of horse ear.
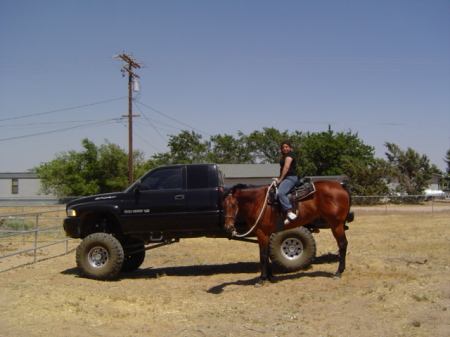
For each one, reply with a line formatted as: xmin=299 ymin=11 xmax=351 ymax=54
xmin=230 ymin=185 xmax=239 ymax=195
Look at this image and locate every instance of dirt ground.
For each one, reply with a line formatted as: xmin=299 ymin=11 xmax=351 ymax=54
xmin=1 ymin=205 xmax=449 ymax=337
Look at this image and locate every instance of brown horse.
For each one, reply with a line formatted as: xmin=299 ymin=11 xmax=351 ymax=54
xmin=222 ymin=181 xmax=352 ymax=285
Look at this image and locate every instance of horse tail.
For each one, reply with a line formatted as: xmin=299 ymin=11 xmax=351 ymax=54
xmin=340 ymin=183 xmax=352 ymax=208
xmin=340 ymin=183 xmax=354 ymax=223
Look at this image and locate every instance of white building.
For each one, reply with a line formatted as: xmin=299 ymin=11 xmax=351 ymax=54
xmin=0 ymin=172 xmax=57 ymax=205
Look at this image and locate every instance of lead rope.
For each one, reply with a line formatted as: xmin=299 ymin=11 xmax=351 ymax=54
xmin=232 ymin=179 xmax=278 ymax=238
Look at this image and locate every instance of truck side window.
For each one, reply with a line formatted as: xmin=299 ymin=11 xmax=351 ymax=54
xmin=187 ymin=166 xmax=210 ymax=189
xmin=141 ymin=168 xmax=182 ymax=190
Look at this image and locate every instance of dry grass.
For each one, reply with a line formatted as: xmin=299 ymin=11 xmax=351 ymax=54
xmin=0 ymin=210 xmax=449 ymax=337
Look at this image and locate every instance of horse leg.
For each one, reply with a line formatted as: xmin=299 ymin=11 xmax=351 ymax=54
xmin=330 ymin=223 xmax=348 ymax=279
xmin=256 ymin=235 xmax=273 ymax=286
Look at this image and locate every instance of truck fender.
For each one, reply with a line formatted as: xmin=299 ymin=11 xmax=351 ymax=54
xmin=75 ymin=204 xmax=123 ymax=236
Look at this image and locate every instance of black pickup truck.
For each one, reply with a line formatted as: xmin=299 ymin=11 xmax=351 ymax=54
xmin=64 ymin=163 xmax=334 ymax=280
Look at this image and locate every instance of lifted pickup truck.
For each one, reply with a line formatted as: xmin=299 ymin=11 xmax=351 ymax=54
xmin=64 ymin=163 xmax=341 ymax=280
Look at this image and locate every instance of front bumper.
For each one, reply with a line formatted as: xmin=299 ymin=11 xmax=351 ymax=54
xmin=63 ymin=217 xmax=82 ymax=238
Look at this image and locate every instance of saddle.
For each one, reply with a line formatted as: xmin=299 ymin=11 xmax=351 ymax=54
xmin=290 ymin=178 xmax=316 ymax=201
xmin=269 ymin=178 xmax=316 ymax=211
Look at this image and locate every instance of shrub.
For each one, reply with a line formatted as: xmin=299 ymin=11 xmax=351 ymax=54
xmin=1 ymin=218 xmax=34 ymax=231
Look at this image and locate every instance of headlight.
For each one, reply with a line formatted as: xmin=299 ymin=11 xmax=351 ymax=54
xmin=67 ymin=209 xmax=77 ymax=217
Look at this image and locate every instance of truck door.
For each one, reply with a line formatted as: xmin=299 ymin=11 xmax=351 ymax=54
xmin=121 ymin=166 xmax=187 ymax=233
xmin=184 ymin=165 xmax=221 ymax=231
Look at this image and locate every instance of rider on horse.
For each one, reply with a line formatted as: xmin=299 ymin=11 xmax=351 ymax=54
xmin=276 ymin=141 xmax=298 ymax=225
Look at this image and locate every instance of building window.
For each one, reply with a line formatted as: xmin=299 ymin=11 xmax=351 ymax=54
xmin=12 ymin=179 xmax=19 ymax=194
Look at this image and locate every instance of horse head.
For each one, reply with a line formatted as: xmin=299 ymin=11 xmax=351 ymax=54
xmin=222 ymin=189 xmax=239 ymax=235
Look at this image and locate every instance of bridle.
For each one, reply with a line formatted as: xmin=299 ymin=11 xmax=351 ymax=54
xmin=224 ymin=180 xmax=277 ymax=238
xmin=224 ymin=197 xmax=239 ymax=221
xmin=224 ymin=201 xmax=239 ymax=220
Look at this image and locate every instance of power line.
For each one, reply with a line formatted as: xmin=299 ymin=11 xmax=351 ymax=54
xmin=0 ymin=97 xmax=127 ymax=122
xmin=134 ymin=118 xmax=184 ymax=134
xmin=134 ymin=103 xmax=167 ymax=142
xmin=288 ymin=120 xmax=450 ymax=127
xmin=132 ymin=124 xmax=165 ymax=153
xmin=0 ymin=119 xmax=120 ymax=142
xmin=0 ymin=56 xmax=122 ymax=76
xmin=134 ymin=99 xmax=212 ymax=136
xmin=0 ymin=120 xmax=99 ymax=129
xmin=145 ymin=55 xmax=450 ymax=72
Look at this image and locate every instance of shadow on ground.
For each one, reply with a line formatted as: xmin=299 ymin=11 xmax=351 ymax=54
xmin=61 ymin=253 xmax=340 ymax=289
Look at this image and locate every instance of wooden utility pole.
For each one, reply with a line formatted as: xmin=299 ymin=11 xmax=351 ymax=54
xmin=115 ymin=53 xmax=142 ymax=184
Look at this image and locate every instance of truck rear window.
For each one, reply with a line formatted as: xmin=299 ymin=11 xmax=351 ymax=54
xmin=187 ymin=165 xmax=210 ymax=189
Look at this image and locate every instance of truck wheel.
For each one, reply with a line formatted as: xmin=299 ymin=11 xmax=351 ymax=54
xmin=121 ymin=245 xmax=146 ymax=272
xmin=269 ymin=227 xmax=317 ymax=273
xmin=76 ymin=233 xmax=124 ymax=280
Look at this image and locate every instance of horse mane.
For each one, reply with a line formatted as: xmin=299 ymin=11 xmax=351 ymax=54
xmin=234 ymin=183 xmax=254 ymax=190
xmin=226 ymin=183 xmax=267 ymax=196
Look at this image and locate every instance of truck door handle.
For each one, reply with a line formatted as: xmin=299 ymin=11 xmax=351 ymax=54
xmin=175 ymin=195 xmax=185 ymax=200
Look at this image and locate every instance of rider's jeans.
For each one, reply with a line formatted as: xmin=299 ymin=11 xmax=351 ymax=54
xmin=278 ymin=176 xmax=298 ymax=212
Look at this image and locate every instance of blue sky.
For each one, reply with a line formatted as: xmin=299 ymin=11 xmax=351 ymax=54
xmin=1 ymin=0 xmax=449 ymax=173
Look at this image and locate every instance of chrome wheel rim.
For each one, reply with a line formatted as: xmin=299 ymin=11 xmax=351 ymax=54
xmin=87 ymin=246 xmax=109 ymax=268
xmin=281 ymin=238 xmax=304 ymax=260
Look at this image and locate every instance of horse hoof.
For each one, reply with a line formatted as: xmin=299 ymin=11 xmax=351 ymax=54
xmin=333 ymin=273 xmax=342 ymax=280
xmin=254 ymin=279 xmax=266 ymax=288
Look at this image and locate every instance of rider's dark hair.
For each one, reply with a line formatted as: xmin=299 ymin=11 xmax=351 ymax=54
xmin=280 ymin=141 xmax=293 ymax=156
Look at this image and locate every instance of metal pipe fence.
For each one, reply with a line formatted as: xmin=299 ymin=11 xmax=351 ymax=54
xmin=351 ymin=196 xmax=450 ymax=215
xmin=0 ymin=196 xmax=448 ymax=272
xmin=0 ymin=208 xmax=77 ymax=272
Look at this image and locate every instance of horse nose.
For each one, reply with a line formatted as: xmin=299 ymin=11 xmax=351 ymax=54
xmin=224 ymin=221 xmax=236 ymax=233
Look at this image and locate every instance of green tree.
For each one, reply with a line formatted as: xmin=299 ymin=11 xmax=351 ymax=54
xmin=445 ymin=149 xmax=450 ymax=175
xmin=146 ymin=127 xmax=374 ymax=178
xmin=300 ymin=127 xmax=375 ymax=176
xmin=244 ymin=127 xmax=291 ymax=163
xmin=207 ymin=133 xmax=253 ymax=164
xmin=342 ymin=157 xmax=390 ymax=203
xmin=163 ymin=130 xmax=210 ymax=164
xmin=145 ymin=151 xmax=173 ymax=169
xmin=96 ymin=141 xmax=148 ymax=189
xmin=384 ymin=142 xmax=433 ymax=195
xmin=34 ymin=139 xmax=145 ymax=197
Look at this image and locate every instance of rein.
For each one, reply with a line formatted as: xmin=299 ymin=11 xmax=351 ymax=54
xmin=230 ymin=180 xmax=277 ymax=238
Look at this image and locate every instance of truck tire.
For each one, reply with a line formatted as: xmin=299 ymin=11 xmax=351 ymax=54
xmin=76 ymin=233 xmax=124 ymax=280
xmin=269 ymin=227 xmax=317 ymax=273
xmin=121 ymin=245 xmax=146 ymax=272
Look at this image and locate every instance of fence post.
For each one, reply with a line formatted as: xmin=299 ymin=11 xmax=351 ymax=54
xmin=22 ymin=218 xmax=26 ymax=244
xmin=34 ymin=213 xmax=39 ymax=263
